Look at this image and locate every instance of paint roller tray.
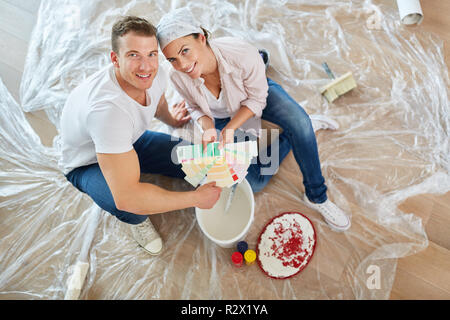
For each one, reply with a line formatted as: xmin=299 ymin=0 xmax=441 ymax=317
xmin=256 ymin=212 xmax=317 ymax=279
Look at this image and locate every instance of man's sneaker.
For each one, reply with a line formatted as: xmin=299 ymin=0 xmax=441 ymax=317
xmin=130 ymin=218 xmax=163 ymax=255
xmin=303 ymin=195 xmax=351 ymax=232
xmin=310 ymin=114 xmax=340 ymax=132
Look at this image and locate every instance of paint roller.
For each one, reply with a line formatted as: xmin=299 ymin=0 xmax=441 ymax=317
xmin=64 ymin=204 xmax=102 ymax=300
xmin=65 ymin=261 xmax=89 ymax=300
xmin=320 ymin=62 xmax=357 ymax=103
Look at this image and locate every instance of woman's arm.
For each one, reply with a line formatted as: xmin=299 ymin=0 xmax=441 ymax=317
xmin=223 ymin=105 xmax=254 ymax=131
xmin=218 ymin=44 xmax=267 ymax=147
xmin=239 ymin=46 xmax=269 ymax=118
xmin=198 ymin=114 xmax=215 ymax=131
xmin=219 ymin=105 xmax=255 ymax=148
xmin=198 ymin=115 xmax=218 ymax=152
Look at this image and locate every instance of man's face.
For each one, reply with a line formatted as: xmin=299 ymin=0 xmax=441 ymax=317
xmin=111 ymin=32 xmax=159 ymax=92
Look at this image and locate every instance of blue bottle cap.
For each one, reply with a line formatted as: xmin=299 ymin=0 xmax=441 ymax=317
xmin=237 ymin=241 xmax=248 ymax=255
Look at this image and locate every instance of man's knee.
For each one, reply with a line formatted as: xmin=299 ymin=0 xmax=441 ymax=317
xmin=111 ymin=208 xmax=148 ymax=225
xmin=86 ymin=191 xmax=148 ymax=225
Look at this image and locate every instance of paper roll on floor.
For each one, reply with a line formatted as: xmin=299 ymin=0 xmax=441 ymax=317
xmin=396 ymin=0 xmax=423 ymax=25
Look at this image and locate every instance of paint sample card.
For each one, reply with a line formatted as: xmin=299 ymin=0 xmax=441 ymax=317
xmin=177 ymin=142 xmax=222 ymax=163
xmin=223 ymin=141 xmax=258 ymax=164
xmin=177 ymin=141 xmax=257 ymax=187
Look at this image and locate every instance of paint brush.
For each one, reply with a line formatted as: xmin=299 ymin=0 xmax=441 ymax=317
xmin=320 ymin=62 xmax=357 ymax=102
xmin=224 ymin=183 xmax=237 ymax=214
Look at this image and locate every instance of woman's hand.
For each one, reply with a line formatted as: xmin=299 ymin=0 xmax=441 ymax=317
xmin=217 ymin=106 xmax=254 ymax=149
xmin=202 ymin=127 xmax=218 ymax=152
xmin=218 ymin=127 xmax=235 ymax=150
xmin=170 ymin=100 xmax=191 ymax=127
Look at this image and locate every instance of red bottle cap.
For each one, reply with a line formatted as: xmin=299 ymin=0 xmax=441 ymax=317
xmin=231 ymin=252 xmax=243 ymax=266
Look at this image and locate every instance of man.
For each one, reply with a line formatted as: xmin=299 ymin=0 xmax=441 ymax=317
xmin=59 ymin=16 xmax=222 ymax=256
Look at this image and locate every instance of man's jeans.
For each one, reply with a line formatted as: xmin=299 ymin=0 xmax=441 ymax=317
xmin=214 ymin=78 xmax=328 ymax=203
xmin=65 ymin=131 xmax=187 ymax=225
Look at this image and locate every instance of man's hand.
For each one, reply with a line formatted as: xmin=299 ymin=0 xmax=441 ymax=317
xmin=156 ymin=95 xmax=191 ymax=128
xmin=194 ymin=182 xmax=222 ymax=209
xmin=170 ymin=100 xmax=191 ymax=127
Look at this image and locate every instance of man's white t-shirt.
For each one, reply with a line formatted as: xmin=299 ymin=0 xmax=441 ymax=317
xmin=59 ymin=64 xmax=167 ymax=175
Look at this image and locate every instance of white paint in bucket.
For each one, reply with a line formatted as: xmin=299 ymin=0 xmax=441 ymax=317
xmin=195 ymin=179 xmax=254 ymax=248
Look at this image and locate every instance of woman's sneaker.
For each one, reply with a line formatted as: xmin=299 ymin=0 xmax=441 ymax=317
xmin=303 ymin=195 xmax=351 ymax=232
xmin=130 ymin=218 xmax=163 ymax=255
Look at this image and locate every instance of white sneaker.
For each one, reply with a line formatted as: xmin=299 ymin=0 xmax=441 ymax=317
xmin=130 ymin=218 xmax=163 ymax=255
xmin=303 ymin=195 xmax=351 ymax=232
xmin=310 ymin=114 xmax=340 ymax=132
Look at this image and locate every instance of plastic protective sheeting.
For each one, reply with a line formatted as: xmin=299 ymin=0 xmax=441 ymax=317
xmin=1 ymin=0 xmax=449 ymax=299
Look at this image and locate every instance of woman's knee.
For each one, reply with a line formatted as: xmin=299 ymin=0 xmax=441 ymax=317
xmin=280 ymin=109 xmax=315 ymax=141
xmin=250 ymin=181 xmax=265 ymax=194
xmin=246 ymin=171 xmax=272 ymax=193
xmin=267 ymin=91 xmax=312 ymax=132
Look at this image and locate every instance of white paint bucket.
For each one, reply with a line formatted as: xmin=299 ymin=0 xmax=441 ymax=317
xmin=195 ymin=179 xmax=255 ymax=248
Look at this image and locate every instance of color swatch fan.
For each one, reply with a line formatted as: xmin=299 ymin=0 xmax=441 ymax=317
xmin=256 ymin=212 xmax=316 ymax=279
xmin=176 ymin=141 xmax=258 ymax=188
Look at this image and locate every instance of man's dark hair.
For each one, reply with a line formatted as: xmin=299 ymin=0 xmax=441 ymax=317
xmin=111 ymin=16 xmax=157 ymax=53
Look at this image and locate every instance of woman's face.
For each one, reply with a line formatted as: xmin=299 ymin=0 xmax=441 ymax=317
xmin=162 ymin=34 xmax=209 ymax=79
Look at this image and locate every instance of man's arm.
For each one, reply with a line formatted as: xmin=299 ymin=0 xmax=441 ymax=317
xmin=155 ymin=94 xmax=191 ymax=127
xmin=97 ymin=149 xmax=220 ymax=215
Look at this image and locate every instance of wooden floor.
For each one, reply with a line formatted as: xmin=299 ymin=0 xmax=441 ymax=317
xmin=0 ymin=0 xmax=448 ymax=299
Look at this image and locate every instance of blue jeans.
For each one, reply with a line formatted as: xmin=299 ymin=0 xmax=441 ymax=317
xmin=214 ymin=78 xmax=328 ymax=203
xmin=65 ymin=131 xmax=187 ymax=225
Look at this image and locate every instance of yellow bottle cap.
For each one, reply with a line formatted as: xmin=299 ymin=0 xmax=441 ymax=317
xmin=244 ymin=249 xmax=256 ymax=264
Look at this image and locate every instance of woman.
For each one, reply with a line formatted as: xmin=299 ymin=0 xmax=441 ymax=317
xmin=156 ymin=8 xmax=350 ymax=231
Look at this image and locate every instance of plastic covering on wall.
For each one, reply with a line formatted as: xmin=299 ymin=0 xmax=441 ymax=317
xmin=1 ymin=0 xmax=449 ymax=299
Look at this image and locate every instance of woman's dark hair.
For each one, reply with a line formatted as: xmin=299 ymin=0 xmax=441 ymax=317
xmin=191 ymin=27 xmax=211 ymax=45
